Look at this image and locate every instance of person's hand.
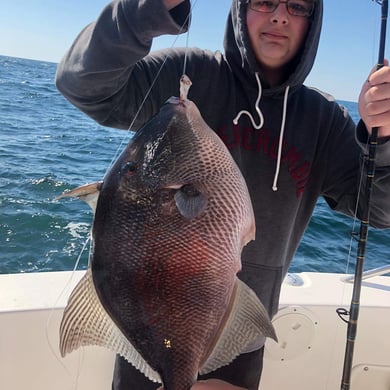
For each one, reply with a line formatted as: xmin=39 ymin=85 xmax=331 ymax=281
xmin=163 ymin=0 xmax=185 ymax=11
xmin=191 ymin=379 xmax=247 ymax=390
xmin=358 ymin=59 xmax=390 ymax=138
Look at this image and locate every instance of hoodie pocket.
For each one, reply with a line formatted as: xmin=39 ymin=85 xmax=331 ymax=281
xmin=238 ymin=262 xmax=283 ymax=318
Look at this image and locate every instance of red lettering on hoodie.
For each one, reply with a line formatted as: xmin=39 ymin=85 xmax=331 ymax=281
xmin=243 ymin=127 xmax=255 ymax=150
xmin=216 ymin=124 xmax=311 ymax=197
xmin=282 ymin=147 xmax=301 ymax=172
xmin=218 ymin=124 xmax=240 ymax=149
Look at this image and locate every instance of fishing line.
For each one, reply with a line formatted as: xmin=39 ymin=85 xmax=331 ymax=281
xmin=343 ymin=151 xmax=368 ymax=275
xmin=62 ymin=1 xmax=198 ymax=297
xmin=182 ymin=8 xmax=193 ymax=77
xmin=103 ymin=0 xmax=197 ymax=178
xmin=58 ymin=0 xmax=197 ymax=324
xmin=45 ymin=236 xmax=91 ymax=389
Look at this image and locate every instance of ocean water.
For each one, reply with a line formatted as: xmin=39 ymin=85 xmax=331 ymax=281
xmin=0 ymin=55 xmax=389 ymax=275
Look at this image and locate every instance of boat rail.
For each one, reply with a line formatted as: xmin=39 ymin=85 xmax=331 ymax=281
xmin=342 ymin=265 xmax=390 ymax=283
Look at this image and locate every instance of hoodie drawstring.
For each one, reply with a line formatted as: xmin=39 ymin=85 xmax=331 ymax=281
xmin=272 ymin=85 xmax=290 ymax=192
xmin=233 ymin=72 xmax=264 ymax=129
xmin=232 ymin=72 xmax=290 ymax=192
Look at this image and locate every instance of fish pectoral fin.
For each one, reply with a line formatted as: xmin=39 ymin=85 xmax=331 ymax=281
xmin=59 ymin=268 xmax=161 ymax=384
xmin=199 ymin=278 xmax=277 ymax=375
xmin=174 ymin=185 xmax=207 ymax=220
xmin=54 ymin=182 xmax=102 ymax=212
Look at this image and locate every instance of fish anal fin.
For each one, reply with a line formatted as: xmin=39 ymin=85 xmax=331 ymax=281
xmin=199 ymin=278 xmax=277 ymax=375
xmin=59 ymin=269 xmax=161 ymax=383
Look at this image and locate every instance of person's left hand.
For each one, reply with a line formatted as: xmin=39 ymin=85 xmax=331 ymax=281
xmin=358 ymin=59 xmax=390 ymax=138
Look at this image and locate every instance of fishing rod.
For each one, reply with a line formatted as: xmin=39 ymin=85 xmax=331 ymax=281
xmin=340 ymin=1 xmax=388 ymax=389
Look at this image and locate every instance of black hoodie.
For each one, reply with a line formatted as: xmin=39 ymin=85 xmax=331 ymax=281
xmin=56 ymin=0 xmax=390 ymax=388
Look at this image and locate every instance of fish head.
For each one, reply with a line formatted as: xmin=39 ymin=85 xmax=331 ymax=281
xmin=98 ymin=97 xmax=255 ymax=245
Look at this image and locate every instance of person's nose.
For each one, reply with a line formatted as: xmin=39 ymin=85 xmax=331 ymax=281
xmin=270 ymin=3 xmax=289 ymax=25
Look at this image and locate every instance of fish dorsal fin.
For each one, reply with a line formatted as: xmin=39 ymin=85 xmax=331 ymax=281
xmin=54 ymin=182 xmax=102 ymax=212
xmin=199 ymin=278 xmax=277 ymax=375
xmin=59 ymin=269 xmax=161 ymax=384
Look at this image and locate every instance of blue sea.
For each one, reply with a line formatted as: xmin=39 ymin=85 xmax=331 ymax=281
xmin=0 ymin=55 xmax=389 ymax=275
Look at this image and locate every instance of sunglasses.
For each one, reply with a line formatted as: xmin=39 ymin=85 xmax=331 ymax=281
xmin=247 ymin=0 xmax=314 ymax=18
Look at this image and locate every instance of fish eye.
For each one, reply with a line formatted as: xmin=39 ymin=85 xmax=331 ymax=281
xmin=121 ymin=161 xmax=137 ymax=176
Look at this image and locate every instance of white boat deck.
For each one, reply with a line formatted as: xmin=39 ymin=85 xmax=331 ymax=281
xmin=1 ymin=270 xmax=389 ymax=389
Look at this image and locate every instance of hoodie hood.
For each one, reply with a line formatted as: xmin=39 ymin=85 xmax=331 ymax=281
xmin=223 ymin=0 xmax=323 ymax=94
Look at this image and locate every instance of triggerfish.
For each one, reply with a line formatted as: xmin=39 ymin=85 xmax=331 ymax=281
xmin=57 ymin=96 xmax=277 ymax=390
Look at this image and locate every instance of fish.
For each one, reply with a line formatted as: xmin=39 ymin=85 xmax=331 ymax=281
xmin=57 ymin=96 xmax=277 ymax=390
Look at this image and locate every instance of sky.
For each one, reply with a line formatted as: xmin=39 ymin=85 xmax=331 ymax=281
xmin=0 ymin=0 xmax=388 ymax=102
